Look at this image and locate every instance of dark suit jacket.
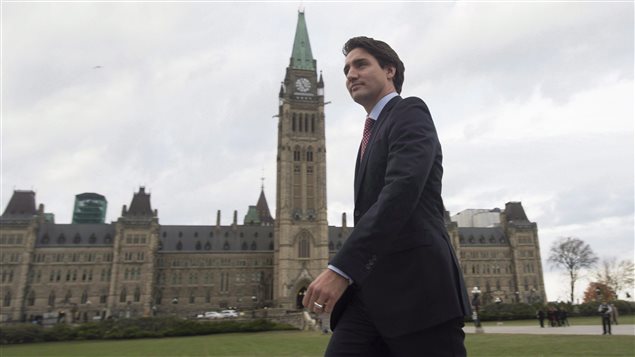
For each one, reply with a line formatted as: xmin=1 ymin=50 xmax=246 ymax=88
xmin=330 ymin=96 xmax=471 ymax=338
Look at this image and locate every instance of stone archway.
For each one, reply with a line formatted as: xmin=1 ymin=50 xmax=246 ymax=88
xmin=296 ymin=287 xmax=307 ymax=309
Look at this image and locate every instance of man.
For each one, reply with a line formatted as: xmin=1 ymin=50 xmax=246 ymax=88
xmin=303 ymin=36 xmax=471 ymax=356
xmin=598 ymin=301 xmax=612 ymax=335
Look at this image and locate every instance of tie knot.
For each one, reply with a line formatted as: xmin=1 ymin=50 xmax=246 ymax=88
xmin=364 ymin=117 xmax=375 ymax=132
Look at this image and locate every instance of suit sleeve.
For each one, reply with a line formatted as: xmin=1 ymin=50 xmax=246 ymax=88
xmin=330 ymin=97 xmax=440 ymax=285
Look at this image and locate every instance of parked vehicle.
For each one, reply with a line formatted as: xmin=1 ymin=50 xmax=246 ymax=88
xmin=219 ymin=309 xmax=238 ymax=318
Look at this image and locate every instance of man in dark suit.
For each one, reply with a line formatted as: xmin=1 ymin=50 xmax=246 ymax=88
xmin=303 ymin=36 xmax=471 ymax=356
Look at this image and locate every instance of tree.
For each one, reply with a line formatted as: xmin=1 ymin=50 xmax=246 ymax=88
xmin=593 ymin=257 xmax=635 ymax=299
xmin=548 ymin=237 xmax=598 ymax=303
xmin=582 ymin=282 xmax=616 ymax=303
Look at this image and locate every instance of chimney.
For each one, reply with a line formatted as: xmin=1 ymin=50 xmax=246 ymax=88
xmin=216 ymin=210 xmax=221 ymax=227
xmin=342 ymin=212 xmax=347 ymax=228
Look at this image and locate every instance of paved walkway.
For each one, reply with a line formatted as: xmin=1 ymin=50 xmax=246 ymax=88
xmin=463 ymin=324 xmax=635 ymax=336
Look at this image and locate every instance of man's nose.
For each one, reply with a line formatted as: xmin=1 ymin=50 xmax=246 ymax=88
xmin=346 ymin=68 xmax=358 ymax=81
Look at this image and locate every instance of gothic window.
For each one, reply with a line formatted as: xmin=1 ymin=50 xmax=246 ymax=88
xmin=195 ymin=241 xmax=202 ymax=251
xmin=293 ymin=149 xmax=301 ymax=161
xmin=204 ymin=241 xmax=211 ymax=250
xmin=306 ymin=147 xmax=314 ymax=162
xmin=304 ymin=116 xmax=309 ymax=133
xmin=292 ymin=113 xmax=297 ymax=131
xmin=311 ymin=114 xmax=315 ymax=133
xmin=223 ymin=241 xmax=230 ymax=250
xmin=58 ymin=233 xmax=66 ymax=244
xmin=120 ymin=288 xmax=127 ymax=303
xmin=134 ymin=287 xmax=141 ymax=302
xmin=89 ymin=234 xmax=97 ymax=244
xmin=27 ymin=290 xmax=35 ymax=306
xmin=298 ymin=236 xmax=310 ymax=258
xmin=48 ymin=291 xmax=56 ymax=306
xmin=3 ymin=291 xmax=10 ymax=307
xmin=176 ymin=241 xmax=183 ymax=251
xmin=299 ymin=113 xmax=303 ymax=131
xmin=479 ymin=235 xmax=485 ymax=244
xmin=489 ymin=235 xmax=496 ymax=243
xmin=241 ymin=242 xmax=248 ymax=251
xmin=74 ymin=233 xmax=81 ymax=244
xmin=251 ymin=241 xmax=257 ymax=250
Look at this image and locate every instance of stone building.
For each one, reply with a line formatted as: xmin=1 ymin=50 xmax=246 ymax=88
xmin=0 ymin=11 xmax=545 ymax=323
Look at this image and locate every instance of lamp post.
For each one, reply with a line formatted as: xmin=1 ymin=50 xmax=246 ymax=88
xmin=172 ymin=297 xmax=179 ymax=317
xmin=471 ymin=287 xmax=484 ymax=333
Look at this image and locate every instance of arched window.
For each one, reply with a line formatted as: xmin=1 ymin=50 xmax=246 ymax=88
xmin=299 ymin=113 xmax=303 ymax=132
xmin=311 ymin=114 xmax=316 ymax=133
xmin=223 ymin=241 xmax=230 ymax=250
xmin=306 ymin=147 xmax=314 ymax=162
xmin=176 ymin=241 xmax=183 ymax=251
xmin=120 ymin=288 xmax=127 ymax=303
xmin=48 ymin=291 xmax=56 ymax=306
xmin=134 ymin=287 xmax=141 ymax=302
xmin=27 ymin=290 xmax=36 ymax=306
xmin=251 ymin=241 xmax=257 ymax=250
xmin=3 ymin=291 xmax=11 ymax=307
xmin=195 ymin=241 xmax=202 ymax=250
xmin=57 ymin=234 xmax=66 ymax=244
xmin=204 ymin=241 xmax=211 ymax=250
xmin=298 ymin=235 xmax=310 ymax=258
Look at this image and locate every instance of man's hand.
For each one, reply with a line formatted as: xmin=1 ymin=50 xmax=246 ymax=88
xmin=302 ymin=269 xmax=349 ymax=314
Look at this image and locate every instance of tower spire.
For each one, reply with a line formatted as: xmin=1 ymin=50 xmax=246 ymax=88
xmin=290 ymin=10 xmax=315 ymax=70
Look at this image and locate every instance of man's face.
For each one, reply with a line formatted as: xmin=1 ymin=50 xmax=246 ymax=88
xmin=344 ymin=48 xmax=396 ymax=112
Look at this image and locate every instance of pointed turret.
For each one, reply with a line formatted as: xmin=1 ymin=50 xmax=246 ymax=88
xmin=317 ymin=70 xmax=324 ymax=96
xmin=1 ymin=190 xmax=37 ymax=218
xmin=290 ymin=10 xmax=315 ymax=70
xmin=123 ymin=187 xmax=155 ymax=217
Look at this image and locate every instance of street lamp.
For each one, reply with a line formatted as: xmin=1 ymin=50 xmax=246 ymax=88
xmin=471 ymin=287 xmax=484 ymax=333
xmin=172 ymin=297 xmax=179 ymax=317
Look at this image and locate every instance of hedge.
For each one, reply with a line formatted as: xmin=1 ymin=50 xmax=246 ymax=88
xmin=0 ymin=318 xmax=295 ymax=345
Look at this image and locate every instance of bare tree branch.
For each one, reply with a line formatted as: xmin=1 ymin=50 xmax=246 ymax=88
xmin=548 ymin=236 xmax=598 ymax=303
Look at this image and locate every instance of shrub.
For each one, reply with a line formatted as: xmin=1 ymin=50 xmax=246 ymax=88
xmin=0 ymin=317 xmax=295 ymax=345
xmin=478 ymin=303 xmax=536 ymax=321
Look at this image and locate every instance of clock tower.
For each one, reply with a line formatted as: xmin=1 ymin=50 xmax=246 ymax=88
xmin=273 ymin=10 xmax=329 ymax=309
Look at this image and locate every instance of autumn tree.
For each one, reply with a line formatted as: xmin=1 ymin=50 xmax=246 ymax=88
xmin=582 ymin=282 xmax=616 ymax=303
xmin=548 ymin=237 xmax=598 ymax=303
xmin=593 ymin=257 xmax=635 ymax=300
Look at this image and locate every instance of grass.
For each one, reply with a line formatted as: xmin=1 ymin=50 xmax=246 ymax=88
xmin=479 ymin=315 xmax=635 ymax=327
xmin=1 ymin=329 xmax=633 ymax=357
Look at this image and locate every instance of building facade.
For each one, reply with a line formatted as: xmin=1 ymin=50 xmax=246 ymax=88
xmin=0 ymin=11 xmax=545 ymax=323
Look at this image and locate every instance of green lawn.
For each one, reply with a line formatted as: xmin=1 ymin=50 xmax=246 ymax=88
xmin=479 ymin=315 xmax=635 ymax=327
xmin=1 ymin=330 xmax=634 ymax=357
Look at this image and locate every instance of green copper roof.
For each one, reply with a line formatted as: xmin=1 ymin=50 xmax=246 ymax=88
xmin=290 ymin=11 xmax=315 ymax=70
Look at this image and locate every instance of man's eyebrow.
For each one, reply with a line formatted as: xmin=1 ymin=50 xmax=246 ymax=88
xmin=343 ymin=58 xmax=368 ymax=74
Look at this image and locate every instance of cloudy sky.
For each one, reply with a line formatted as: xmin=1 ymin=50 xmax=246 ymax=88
xmin=2 ymin=1 xmax=633 ymax=302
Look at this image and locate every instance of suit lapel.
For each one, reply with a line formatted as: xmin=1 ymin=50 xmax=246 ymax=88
xmin=354 ymin=96 xmax=402 ymax=205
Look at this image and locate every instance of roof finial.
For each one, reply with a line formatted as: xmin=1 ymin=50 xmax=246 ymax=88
xmin=260 ymin=168 xmax=265 ymax=191
xmin=299 ymin=3 xmax=305 ymax=14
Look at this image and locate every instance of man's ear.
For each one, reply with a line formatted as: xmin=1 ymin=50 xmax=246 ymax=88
xmin=385 ymin=65 xmax=396 ymax=80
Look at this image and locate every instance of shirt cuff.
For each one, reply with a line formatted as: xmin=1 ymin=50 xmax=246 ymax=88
xmin=328 ymin=264 xmax=354 ymax=285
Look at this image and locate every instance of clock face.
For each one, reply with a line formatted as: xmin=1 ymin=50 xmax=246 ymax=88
xmin=295 ymin=77 xmax=311 ymax=92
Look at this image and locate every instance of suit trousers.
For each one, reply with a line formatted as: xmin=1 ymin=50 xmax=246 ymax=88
xmin=325 ymin=292 xmax=466 ymax=357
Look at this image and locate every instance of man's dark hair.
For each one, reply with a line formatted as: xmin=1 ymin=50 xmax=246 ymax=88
xmin=343 ymin=36 xmax=405 ymax=94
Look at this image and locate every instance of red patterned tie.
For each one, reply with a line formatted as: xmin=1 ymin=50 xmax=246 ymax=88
xmin=360 ymin=116 xmax=375 ymax=159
